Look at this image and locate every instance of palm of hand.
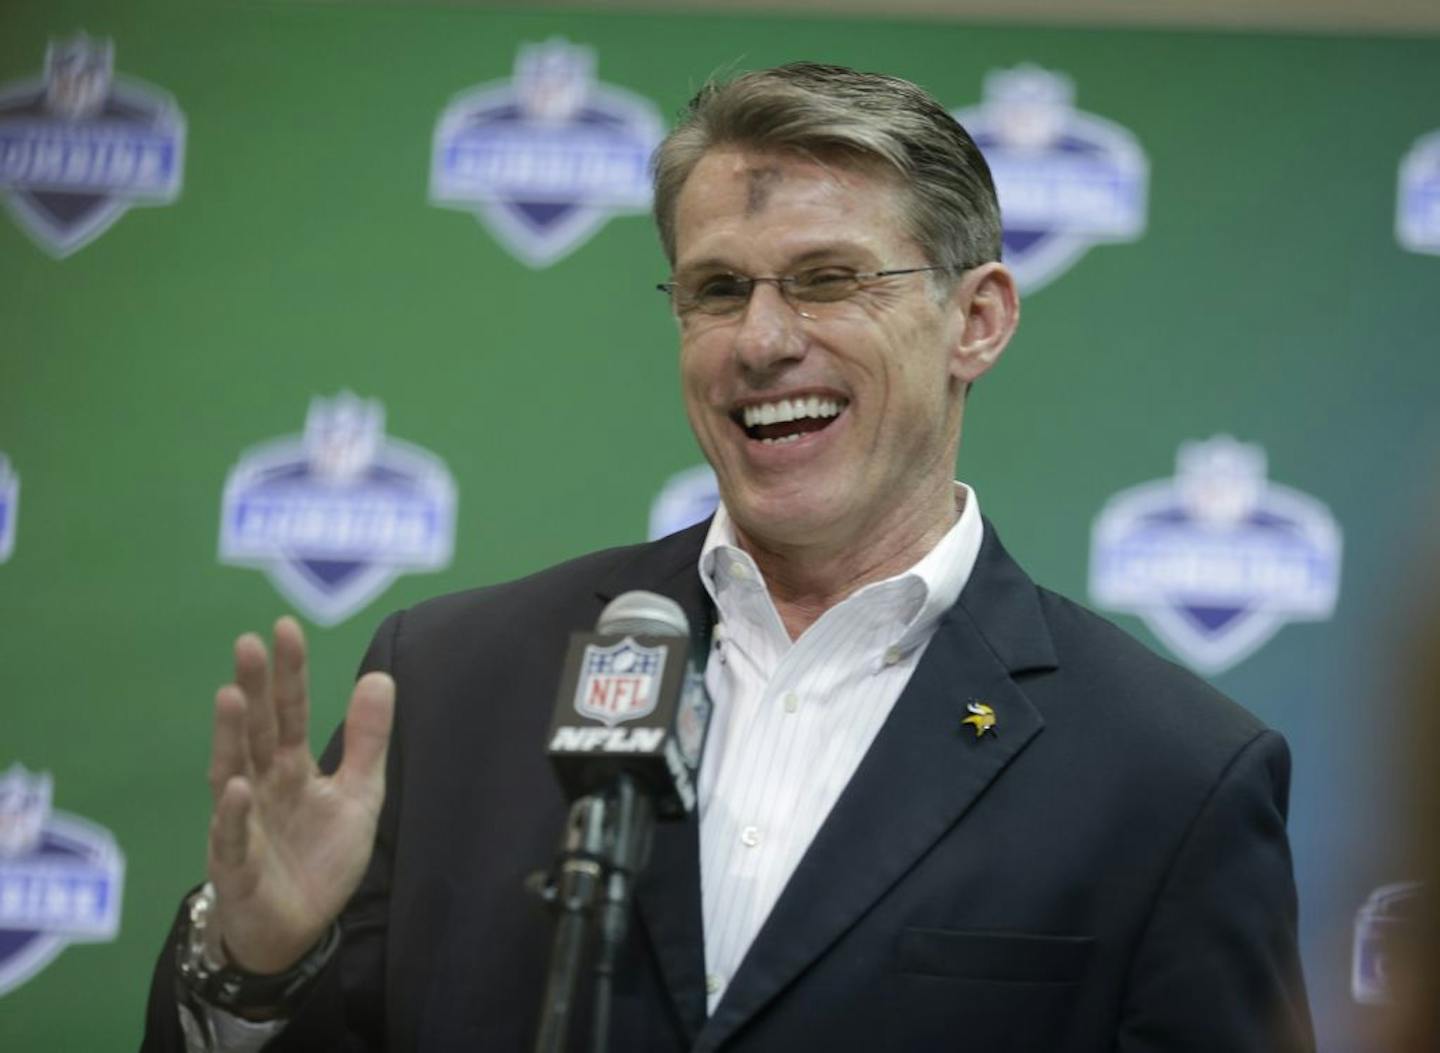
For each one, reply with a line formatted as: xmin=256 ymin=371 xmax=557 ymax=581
xmin=207 ymin=618 xmax=394 ymax=975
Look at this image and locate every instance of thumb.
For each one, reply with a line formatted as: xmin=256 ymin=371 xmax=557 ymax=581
xmin=336 ymin=672 xmax=395 ymax=800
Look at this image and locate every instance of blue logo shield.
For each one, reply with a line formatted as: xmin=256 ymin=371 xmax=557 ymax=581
xmin=953 ymin=66 xmax=1148 ymax=293
xmin=219 ymin=393 xmax=458 ymax=626
xmin=0 ymin=35 xmax=185 ymax=257
xmin=0 ymin=454 xmax=16 ymax=563
xmin=1398 ymin=130 xmax=1440 ymax=255
xmin=429 ymin=39 xmax=663 ymax=268
xmin=1089 ymin=436 xmax=1342 ymax=674
xmin=648 ymin=463 xmax=720 ymax=541
xmin=1352 ymin=881 xmax=1426 ymax=1005
xmin=0 ymin=765 xmax=125 ymax=995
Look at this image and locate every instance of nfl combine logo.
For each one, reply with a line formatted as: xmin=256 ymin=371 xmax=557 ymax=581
xmin=219 ymin=393 xmax=458 ymax=626
xmin=952 ymin=66 xmax=1148 ymax=293
xmin=1397 ymin=129 xmax=1440 ymax=255
xmin=0 ymin=454 xmax=17 ymax=563
xmin=0 ymin=35 xmax=185 ymax=257
xmin=574 ymin=638 xmax=667 ymax=727
xmin=1352 ymin=882 xmax=1425 ymax=1005
xmin=1089 ymin=436 xmax=1342 ymax=675
xmin=429 ymin=38 xmax=663 ymax=267
xmin=0 ymin=765 xmax=125 ymax=995
xmin=647 ymin=463 xmax=720 ymax=541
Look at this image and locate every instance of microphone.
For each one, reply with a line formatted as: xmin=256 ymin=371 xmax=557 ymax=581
xmin=532 ymin=592 xmax=713 ymax=1053
xmin=545 ymin=591 xmax=712 ymax=819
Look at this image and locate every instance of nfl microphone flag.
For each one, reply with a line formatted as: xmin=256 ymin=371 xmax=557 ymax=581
xmin=546 ymin=594 xmax=711 ymax=818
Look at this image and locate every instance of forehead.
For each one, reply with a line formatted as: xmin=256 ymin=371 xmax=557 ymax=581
xmin=672 ymin=147 xmax=914 ymax=268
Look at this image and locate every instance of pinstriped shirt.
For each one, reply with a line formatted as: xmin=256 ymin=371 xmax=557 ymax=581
xmin=695 ymin=484 xmax=983 ymax=1014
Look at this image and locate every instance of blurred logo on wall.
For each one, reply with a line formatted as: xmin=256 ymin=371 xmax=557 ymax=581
xmin=1353 ymin=881 xmax=1426 ymax=1004
xmin=0 ymin=765 xmax=124 ymax=995
xmin=0 ymin=454 xmax=16 ymax=562
xmin=952 ymin=66 xmax=1148 ymax=293
xmin=219 ymin=392 xmax=458 ymax=626
xmin=0 ymin=35 xmax=185 ymax=258
xmin=429 ymin=38 xmax=663 ymax=268
xmin=1089 ymin=436 xmax=1341 ymax=674
xmin=648 ymin=464 xmax=720 ymax=540
xmin=1397 ymin=130 xmax=1440 ymax=255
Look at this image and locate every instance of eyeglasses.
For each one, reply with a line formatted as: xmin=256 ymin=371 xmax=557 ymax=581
xmin=656 ymin=265 xmax=962 ymax=317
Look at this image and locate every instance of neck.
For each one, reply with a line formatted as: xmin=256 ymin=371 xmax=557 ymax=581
xmin=734 ymin=485 xmax=963 ymax=640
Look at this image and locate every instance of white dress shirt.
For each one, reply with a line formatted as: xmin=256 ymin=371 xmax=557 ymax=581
xmin=695 ymin=483 xmax=983 ymax=1013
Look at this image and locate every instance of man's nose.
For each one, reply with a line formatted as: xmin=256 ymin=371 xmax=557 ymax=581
xmin=731 ymin=281 xmax=808 ymax=375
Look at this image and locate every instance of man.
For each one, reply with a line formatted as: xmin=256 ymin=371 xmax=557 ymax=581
xmin=144 ymin=63 xmax=1314 ymax=1051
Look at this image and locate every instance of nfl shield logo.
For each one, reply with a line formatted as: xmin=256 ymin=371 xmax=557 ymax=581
xmin=0 ymin=454 xmax=17 ymax=563
xmin=1089 ymin=436 xmax=1342 ymax=674
xmin=219 ymin=392 xmax=458 ymax=626
xmin=574 ymin=637 xmax=667 ymax=727
xmin=429 ymin=38 xmax=663 ymax=267
xmin=0 ymin=765 xmax=125 ymax=996
xmin=1353 ymin=882 xmax=1425 ymax=1005
xmin=953 ymin=65 xmax=1148 ymax=293
xmin=0 ymin=35 xmax=185 ymax=257
xmin=1397 ymin=129 xmax=1440 ymax=255
xmin=647 ymin=463 xmax=720 ymax=541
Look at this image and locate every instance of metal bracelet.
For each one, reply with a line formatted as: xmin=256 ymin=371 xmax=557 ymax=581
xmin=174 ymin=882 xmax=340 ymax=1019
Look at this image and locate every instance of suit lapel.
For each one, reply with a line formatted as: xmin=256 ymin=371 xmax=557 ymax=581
xmin=695 ymin=524 xmax=1058 ymax=1052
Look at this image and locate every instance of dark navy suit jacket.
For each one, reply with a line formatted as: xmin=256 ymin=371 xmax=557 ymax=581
xmin=144 ymin=519 xmax=1314 ymax=1051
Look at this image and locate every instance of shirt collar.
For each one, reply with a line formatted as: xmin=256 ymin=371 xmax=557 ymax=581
xmin=697 ymin=484 xmax=984 ymax=650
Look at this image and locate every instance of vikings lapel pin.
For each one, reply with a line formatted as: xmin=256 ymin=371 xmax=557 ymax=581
xmin=962 ymin=700 xmax=997 ymax=738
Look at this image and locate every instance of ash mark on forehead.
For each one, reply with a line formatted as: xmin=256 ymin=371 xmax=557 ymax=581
xmin=745 ymin=166 xmax=783 ymax=216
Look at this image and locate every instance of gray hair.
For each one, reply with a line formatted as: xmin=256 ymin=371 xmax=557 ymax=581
xmin=652 ymin=62 xmax=1002 ymax=270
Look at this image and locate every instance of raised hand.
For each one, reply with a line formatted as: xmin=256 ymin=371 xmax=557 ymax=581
xmin=205 ymin=615 xmax=395 ymax=974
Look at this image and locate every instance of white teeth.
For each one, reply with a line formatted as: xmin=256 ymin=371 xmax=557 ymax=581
xmin=741 ymin=397 xmax=844 ymax=429
xmin=760 ymin=433 xmax=803 ymax=445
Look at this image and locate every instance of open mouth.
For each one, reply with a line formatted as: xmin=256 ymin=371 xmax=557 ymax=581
xmin=733 ymin=395 xmax=847 ymax=445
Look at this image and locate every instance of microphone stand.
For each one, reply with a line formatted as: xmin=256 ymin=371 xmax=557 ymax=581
xmin=530 ymin=774 xmax=654 ymax=1053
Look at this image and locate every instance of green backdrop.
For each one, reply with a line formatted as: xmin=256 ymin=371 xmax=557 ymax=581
xmin=2 ymin=1 xmax=1438 ymax=1048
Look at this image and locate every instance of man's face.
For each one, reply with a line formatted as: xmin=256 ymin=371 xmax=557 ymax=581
xmin=671 ymin=147 xmax=972 ymax=555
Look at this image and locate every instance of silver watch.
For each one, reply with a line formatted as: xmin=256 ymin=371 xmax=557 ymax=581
xmin=174 ymin=882 xmax=339 ymax=1020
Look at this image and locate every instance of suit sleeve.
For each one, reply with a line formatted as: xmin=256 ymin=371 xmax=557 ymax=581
xmin=1115 ymin=729 xmax=1315 ymax=1053
xmin=139 ymin=611 xmax=406 ymax=1053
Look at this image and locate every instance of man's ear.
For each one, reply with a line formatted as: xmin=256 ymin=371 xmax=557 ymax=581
xmin=948 ymin=262 xmax=1020 ymax=385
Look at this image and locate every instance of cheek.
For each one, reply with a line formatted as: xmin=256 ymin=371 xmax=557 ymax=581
xmin=678 ymin=351 xmax=722 ymax=433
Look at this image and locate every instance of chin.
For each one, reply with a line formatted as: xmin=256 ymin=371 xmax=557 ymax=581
xmin=730 ymin=495 xmax=843 ymax=549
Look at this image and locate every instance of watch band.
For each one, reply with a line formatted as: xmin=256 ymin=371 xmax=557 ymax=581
xmin=174 ymin=882 xmax=340 ymax=1020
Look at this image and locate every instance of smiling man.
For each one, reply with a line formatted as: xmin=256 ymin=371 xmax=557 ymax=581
xmin=665 ymin=141 xmax=1008 ymax=636
xmin=145 ymin=64 xmax=1314 ymax=1053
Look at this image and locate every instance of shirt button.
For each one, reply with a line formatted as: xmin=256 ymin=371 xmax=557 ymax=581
xmin=706 ymin=973 xmax=723 ymax=995
xmin=740 ymin=825 xmax=761 ymax=847
xmin=884 ymin=645 xmax=903 ymax=666
xmin=728 ymin=560 xmax=752 ymax=581
xmin=782 ymin=691 xmax=799 ymax=714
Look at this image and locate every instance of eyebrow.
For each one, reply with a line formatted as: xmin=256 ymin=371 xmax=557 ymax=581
xmin=673 ymin=246 xmax=874 ymax=278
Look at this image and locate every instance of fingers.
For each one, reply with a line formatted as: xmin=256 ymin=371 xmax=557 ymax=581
xmin=209 ymin=686 xmax=249 ymax=803
xmin=209 ymin=774 xmax=253 ymax=873
xmin=271 ymin=616 xmax=310 ymax=750
xmin=234 ymin=632 xmax=279 ymax=774
xmin=336 ymin=672 xmax=395 ymax=806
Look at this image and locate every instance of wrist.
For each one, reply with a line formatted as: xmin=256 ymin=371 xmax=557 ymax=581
xmin=174 ymin=882 xmax=339 ymax=1021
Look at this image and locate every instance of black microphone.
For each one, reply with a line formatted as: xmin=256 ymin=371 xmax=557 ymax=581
xmin=545 ymin=590 xmax=712 ymax=819
xmin=532 ymin=592 xmax=713 ymax=1053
